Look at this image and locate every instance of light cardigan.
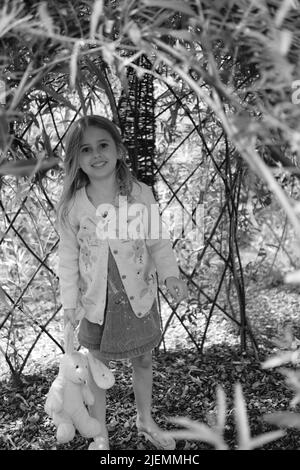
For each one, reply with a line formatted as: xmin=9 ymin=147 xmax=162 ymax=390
xmin=58 ymin=180 xmax=180 ymax=325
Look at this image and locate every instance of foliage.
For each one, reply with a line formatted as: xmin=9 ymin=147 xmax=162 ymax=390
xmin=261 ymin=325 xmax=300 ymax=432
xmin=165 ymin=326 xmax=300 ymax=451
xmin=1 ymin=0 xmax=300 ymax=196
xmin=0 ymin=0 xmax=300 ymax=429
xmin=166 ymin=383 xmax=284 ymax=450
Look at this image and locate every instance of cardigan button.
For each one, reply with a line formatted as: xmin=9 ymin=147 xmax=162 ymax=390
xmin=113 ymin=250 xmax=118 ymax=254
xmin=137 ymin=312 xmax=142 ymax=317
xmin=130 ymin=296 xmax=134 ymax=300
xmin=122 ymin=274 xmax=126 ymax=279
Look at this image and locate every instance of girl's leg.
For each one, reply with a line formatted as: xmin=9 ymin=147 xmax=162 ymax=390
xmin=88 ymin=349 xmax=109 ymax=450
xmin=131 ymin=352 xmax=153 ymax=423
xmin=131 ymin=352 xmax=175 ymax=450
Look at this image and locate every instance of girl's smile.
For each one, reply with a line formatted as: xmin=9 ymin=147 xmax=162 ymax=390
xmin=91 ymin=161 xmax=107 ymax=168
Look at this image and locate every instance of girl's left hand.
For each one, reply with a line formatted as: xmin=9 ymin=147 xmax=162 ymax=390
xmin=165 ymin=277 xmax=188 ymax=302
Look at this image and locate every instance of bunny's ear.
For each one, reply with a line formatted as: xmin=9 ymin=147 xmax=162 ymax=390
xmin=87 ymin=353 xmax=115 ymax=389
xmin=64 ymin=323 xmax=75 ymax=355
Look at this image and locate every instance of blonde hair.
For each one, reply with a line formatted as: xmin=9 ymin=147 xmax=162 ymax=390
xmin=56 ymin=115 xmax=139 ymax=229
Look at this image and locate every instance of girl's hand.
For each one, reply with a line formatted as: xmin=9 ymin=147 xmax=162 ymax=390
xmin=63 ymin=308 xmax=79 ymax=329
xmin=165 ymin=277 xmax=188 ymax=302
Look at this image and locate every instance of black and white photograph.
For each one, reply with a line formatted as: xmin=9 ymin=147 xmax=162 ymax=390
xmin=0 ymin=0 xmax=300 ymax=457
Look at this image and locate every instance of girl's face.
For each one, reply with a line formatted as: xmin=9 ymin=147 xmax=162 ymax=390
xmin=78 ymin=126 xmax=120 ymax=181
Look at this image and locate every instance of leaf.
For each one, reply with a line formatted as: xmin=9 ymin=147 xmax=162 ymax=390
xmin=0 ymin=114 xmax=9 ymax=150
xmin=234 ymin=383 xmax=250 ymax=449
xmin=37 ymin=85 xmax=77 ymax=112
xmin=248 ymin=430 xmax=285 ymax=449
xmin=270 ymin=325 xmax=295 ymax=349
xmin=277 ymin=30 xmax=293 ymax=56
xmin=104 ymin=19 xmax=114 ymax=34
xmin=101 ymin=41 xmax=116 ymax=68
xmin=232 ymin=384 xmax=285 ymax=450
xmin=168 ymin=30 xmax=193 ymax=41
xmin=274 ymin=0 xmax=296 ymax=28
xmin=120 ymin=431 xmax=132 ymax=443
xmin=38 ymin=2 xmax=54 ymax=35
xmin=142 ymin=0 xmax=196 ymax=17
xmin=70 ymin=41 xmax=81 ymax=91
xmin=216 ymin=385 xmax=226 ymax=434
xmin=285 ymin=269 xmax=300 ymax=284
xmin=75 ymin=81 xmax=87 ymax=116
xmin=188 ymin=374 xmax=202 ymax=386
xmin=145 ymin=10 xmax=172 ymax=29
xmin=85 ymin=57 xmax=118 ymax=122
xmin=261 ymin=351 xmax=300 ymax=369
xmin=0 ymin=285 xmax=9 ymax=308
xmin=90 ymin=0 xmax=104 ymax=39
xmin=28 ymin=412 xmax=40 ymax=424
xmin=0 ymin=157 xmax=59 ymax=177
xmin=167 ymin=417 xmax=227 ymax=449
xmin=42 ymin=129 xmax=53 ymax=158
xmin=264 ymin=411 xmax=300 ymax=430
xmin=0 ymin=2 xmax=31 ymax=38
xmin=0 ymin=78 xmax=6 ymax=105
xmin=9 ymin=62 xmax=33 ymax=110
xmin=128 ymin=22 xmax=141 ymax=45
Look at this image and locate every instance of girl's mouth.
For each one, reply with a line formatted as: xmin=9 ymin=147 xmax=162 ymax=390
xmin=91 ymin=161 xmax=107 ymax=168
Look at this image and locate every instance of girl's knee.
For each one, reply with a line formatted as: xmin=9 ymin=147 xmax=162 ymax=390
xmin=131 ymin=352 xmax=152 ymax=369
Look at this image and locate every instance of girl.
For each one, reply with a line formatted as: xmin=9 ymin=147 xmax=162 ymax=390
xmin=56 ymin=115 xmax=187 ymax=450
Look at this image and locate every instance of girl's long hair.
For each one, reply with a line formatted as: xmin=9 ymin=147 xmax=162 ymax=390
xmin=56 ymin=115 xmax=139 ymax=229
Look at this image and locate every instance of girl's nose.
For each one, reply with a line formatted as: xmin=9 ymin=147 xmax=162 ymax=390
xmin=92 ymin=149 xmax=102 ymax=158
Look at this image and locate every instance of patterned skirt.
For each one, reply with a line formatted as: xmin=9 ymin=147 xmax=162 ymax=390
xmin=78 ymin=248 xmax=162 ymax=360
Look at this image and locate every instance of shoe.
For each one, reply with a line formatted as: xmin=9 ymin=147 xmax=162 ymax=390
xmin=88 ymin=435 xmax=109 ymax=450
xmin=137 ymin=422 xmax=176 ymax=450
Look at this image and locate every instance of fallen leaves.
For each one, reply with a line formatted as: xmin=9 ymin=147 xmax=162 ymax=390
xmin=0 ymin=347 xmax=298 ymax=450
xmin=1 ymin=271 xmax=300 ymax=449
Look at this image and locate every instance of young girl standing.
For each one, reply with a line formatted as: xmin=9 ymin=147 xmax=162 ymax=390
xmin=56 ymin=115 xmax=187 ymax=450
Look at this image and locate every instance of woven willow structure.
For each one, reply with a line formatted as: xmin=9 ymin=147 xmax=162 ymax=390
xmin=118 ymin=55 xmax=156 ymax=187
xmin=0 ymin=1 xmax=265 ymax=381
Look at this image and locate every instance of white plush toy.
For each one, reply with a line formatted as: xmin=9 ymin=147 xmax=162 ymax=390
xmin=45 ymin=323 xmax=114 ymax=444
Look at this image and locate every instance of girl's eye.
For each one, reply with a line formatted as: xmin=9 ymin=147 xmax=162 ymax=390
xmin=100 ymin=143 xmax=108 ymax=149
xmin=81 ymin=147 xmax=90 ymax=153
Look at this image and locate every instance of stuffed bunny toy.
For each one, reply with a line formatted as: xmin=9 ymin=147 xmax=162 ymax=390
xmin=45 ymin=323 xmax=115 ymax=444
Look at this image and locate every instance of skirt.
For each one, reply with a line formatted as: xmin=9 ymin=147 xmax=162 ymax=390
xmin=78 ymin=248 xmax=162 ymax=360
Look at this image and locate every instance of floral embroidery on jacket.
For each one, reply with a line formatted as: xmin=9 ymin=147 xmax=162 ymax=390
xmin=130 ymin=239 xmax=144 ymax=264
xmin=78 ymin=276 xmax=88 ymax=296
xmin=81 ymin=245 xmax=93 ymax=270
xmin=135 ymin=269 xmax=156 ymax=299
xmin=79 ymin=217 xmax=100 ymax=270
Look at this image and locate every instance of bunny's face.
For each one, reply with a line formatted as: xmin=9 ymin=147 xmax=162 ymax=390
xmin=60 ymin=352 xmax=90 ymax=384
